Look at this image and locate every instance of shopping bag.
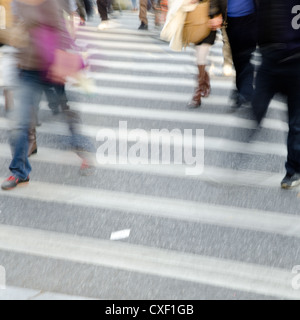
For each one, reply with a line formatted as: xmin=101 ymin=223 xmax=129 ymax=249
xmin=182 ymin=0 xmax=211 ymax=47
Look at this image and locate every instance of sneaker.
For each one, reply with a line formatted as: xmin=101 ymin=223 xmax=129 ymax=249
xmin=281 ymin=173 xmax=300 ymax=190
xmin=98 ymin=21 xmax=109 ymax=30
xmin=79 ymin=159 xmax=96 ymax=176
xmin=230 ymin=90 xmax=249 ymax=111
xmin=223 ymin=64 xmax=233 ymax=77
xmin=138 ymin=22 xmax=148 ymax=30
xmin=98 ymin=20 xmax=120 ymax=31
xmin=1 ymin=176 xmax=30 ymax=191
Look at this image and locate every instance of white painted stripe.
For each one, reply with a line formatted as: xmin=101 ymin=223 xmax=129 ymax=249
xmin=66 ymin=84 xmax=289 ymax=117
xmin=88 ymin=58 xmax=196 ymax=74
xmin=0 ymin=286 xmax=94 ymax=300
xmin=38 ymin=100 xmax=286 ymax=131
xmin=75 ymin=38 xmax=172 ymax=53
xmin=86 ymin=71 xmax=234 ymax=88
xmin=77 ymin=30 xmax=163 ymax=43
xmin=86 ymin=48 xmax=197 ymax=63
xmin=0 ymin=117 xmax=287 ymax=157
xmin=0 ymin=224 xmax=298 ymax=299
xmin=0 ymin=173 xmax=298 ymax=236
xmin=86 ymin=47 xmax=223 ymax=64
xmin=79 ymin=25 xmax=159 ymax=37
xmin=0 ymin=143 xmax=287 ymax=187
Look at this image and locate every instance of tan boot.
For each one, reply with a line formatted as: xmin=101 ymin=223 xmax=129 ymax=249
xmin=28 ymin=128 xmax=38 ymax=157
xmin=198 ymin=65 xmax=211 ymax=98
xmin=188 ymin=65 xmax=211 ymax=108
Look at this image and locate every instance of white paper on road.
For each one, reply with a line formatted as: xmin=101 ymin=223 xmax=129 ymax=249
xmin=110 ymin=229 xmax=131 ymax=241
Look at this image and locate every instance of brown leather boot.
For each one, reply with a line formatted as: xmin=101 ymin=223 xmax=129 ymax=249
xmin=28 ymin=128 xmax=38 ymax=157
xmin=198 ymin=65 xmax=211 ymax=98
xmin=188 ymin=65 xmax=211 ymax=108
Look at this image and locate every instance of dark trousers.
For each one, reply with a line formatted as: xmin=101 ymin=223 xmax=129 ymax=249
xmin=97 ymin=0 xmax=111 ymax=21
xmin=44 ymin=84 xmax=68 ymax=112
xmin=227 ymin=13 xmax=257 ymax=102
xmin=252 ymin=48 xmax=300 ymax=176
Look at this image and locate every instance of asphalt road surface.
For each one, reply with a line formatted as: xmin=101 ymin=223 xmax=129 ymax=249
xmin=0 ymin=12 xmax=299 ymax=300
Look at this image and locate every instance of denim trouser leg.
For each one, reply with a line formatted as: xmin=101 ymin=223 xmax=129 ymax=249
xmin=9 ymin=71 xmax=43 ymax=180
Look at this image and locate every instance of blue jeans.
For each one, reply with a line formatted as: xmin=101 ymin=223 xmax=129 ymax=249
xmin=9 ymin=70 xmax=96 ymax=180
xmin=9 ymin=70 xmax=44 ymax=180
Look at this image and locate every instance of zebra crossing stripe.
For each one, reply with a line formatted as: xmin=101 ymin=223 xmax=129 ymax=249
xmin=0 ymin=224 xmax=298 ymax=300
xmin=0 ymin=117 xmax=288 ymax=157
xmin=88 ymin=58 xmax=196 ymax=74
xmin=0 ymin=177 xmax=299 ymax=238
xmin=0 ymin=143 xmax=287 ymax=188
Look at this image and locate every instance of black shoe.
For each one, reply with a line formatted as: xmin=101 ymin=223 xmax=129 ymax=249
xmin=138 ymin=22 xmax=148 ymax=30
xmin=1 ymin=176 xmax=30 ymax=191
xmin=281 ymin=173 xmax=300 ymax=190
xmin=230 ymin=91 xmax=249 ymax=111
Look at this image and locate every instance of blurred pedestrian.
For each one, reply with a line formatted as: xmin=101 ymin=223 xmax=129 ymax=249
xmin=97 ymin=0 xmax=118 ymax=30
xmin=1 ymin=0 xmax=95 ymax=191
xmin=131 ymin=0 xmax=138 ymax=11
xmin=226 ymin=0 xmax=257 ymax=110
xmin=138 ymin=0 xmax=148 ymax=29
xmin=76 ymin=0 xmax=87 ymax=25
xmin=188 ymin=0 xmax=227 ymax=108
xmin=252 ymin=0 xmax=300 ymax=189
xmin=161 ymin=0 xmax=227 ymax=108
xmin=0 ymin=0 xmax=15 ymax=113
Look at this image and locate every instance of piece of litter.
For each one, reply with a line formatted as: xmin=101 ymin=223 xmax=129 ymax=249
xmin=110 ymin=229 xmax=131 ymax=241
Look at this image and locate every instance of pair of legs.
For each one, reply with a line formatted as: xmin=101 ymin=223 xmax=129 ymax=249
xmin=132 ymin=0 xmax=138 ymax=10
xmin=43 ymin=84 xmax=69 ymax=115
xmin=76 ymin=0 xmax=87 ymax=25
xmin=2 ymin=70 xmax=95 ymax=190
xmin=227 ymin=13 xmax=257 ymax=108
xmin=252 ymin=50 xmax=300 ymax=188
xmin=97 ymin=0 xmax=110 ymax=21
xmin=188 ymin=32 xmax=217 ymax=108
xmin=97 ymin=0 xmax=118 ymax=30
xmin=138 ymin=0 xmax=153 ymax=30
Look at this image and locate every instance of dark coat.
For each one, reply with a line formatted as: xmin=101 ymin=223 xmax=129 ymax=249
xmin=256 ymin=0 xmax=300 ymax=57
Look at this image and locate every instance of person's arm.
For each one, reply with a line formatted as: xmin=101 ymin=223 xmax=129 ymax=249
xmin=209 ymin=0 xmax=227 ymax=30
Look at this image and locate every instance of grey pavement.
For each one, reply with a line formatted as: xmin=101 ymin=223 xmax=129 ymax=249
xmin=0 ymin=11 xmax=299 ymax=300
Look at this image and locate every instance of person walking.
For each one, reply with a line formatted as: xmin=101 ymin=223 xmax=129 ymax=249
xmin=188 ymin=0 xmax=227 ymax=108
xmin=252 ymin=0 xmax=300 ymax=189
xmin=0 ymin=0 xmax=15 ymax=113
xmin=131 ymin=0 xmax=138 ymax=11
xmin=76 ymin=0 xmax=87 ymax=26
xmin=161 ymin=0 xmax=227 ymax=108
xmin=226 ymin=0 xmax=257 ymax=110
xmin=1 ymin=0 xmax=95 ymax=191
xmin=138 ymin=0 xmax=149 ymax=30
xmin=97 ymin=0 xmax=118 ymax=30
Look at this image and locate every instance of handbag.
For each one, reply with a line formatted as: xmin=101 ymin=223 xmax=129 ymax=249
xmin=182 ymin=0 xmax=211 ymax=47
xmin=31 ymin=24 xmax=85 ymax=84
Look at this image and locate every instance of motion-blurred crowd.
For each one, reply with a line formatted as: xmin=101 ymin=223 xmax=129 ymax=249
xmin=0 ymin=0 xmax=300 ymax=190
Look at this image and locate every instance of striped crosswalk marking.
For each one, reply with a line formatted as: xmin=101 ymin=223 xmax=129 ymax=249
xmin=1 ymin=179 xmax=299 ymax=238
xmin=0 ymin=224 xmax=298 ymax=300
xmin=0 ymin=13 xmax=296 ymax=300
